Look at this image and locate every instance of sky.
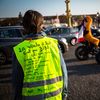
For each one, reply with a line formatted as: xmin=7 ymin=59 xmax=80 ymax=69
xmin=0 ymin=0 xmax=100 ymax=18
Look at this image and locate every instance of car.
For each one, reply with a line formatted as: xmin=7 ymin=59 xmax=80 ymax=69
xmin=0 ymin=26 xmax=25 ymax=65
xmin=44 ymin=27 xmax=79 ymax=46
xmin=91 ymin=28 xmax=100 ymax=38
xmin=59 ymin=38 xmax=69 ymax=53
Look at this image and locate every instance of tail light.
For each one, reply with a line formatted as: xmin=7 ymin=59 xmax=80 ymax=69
xmin=78 ymin=37 xmax=85 ymax=43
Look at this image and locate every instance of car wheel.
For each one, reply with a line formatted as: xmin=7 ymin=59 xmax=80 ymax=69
xmin=70 ymin=38 xmax=77 ymax=46
xmin=0 ymin=50 xmax=7 ymax=65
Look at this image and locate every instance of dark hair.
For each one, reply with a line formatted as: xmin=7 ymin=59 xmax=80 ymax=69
xmin=22 ymin=10 xmax=43 ymax=34
xmin=84 ymin=17 xmax=87 ymax=22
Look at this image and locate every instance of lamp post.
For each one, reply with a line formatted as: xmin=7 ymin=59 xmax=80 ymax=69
xmin=96 ymin=12 xmax=99 ymax=27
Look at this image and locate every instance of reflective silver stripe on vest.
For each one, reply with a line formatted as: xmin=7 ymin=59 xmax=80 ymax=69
xmin=22 ymin=88 xmax=62 ymax=100
xmin=23 ymin=76 xmax=62 ymax=88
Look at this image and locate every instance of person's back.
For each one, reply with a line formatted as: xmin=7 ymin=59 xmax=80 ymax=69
xmin=12 ymin=10 xmax=68 ymax=100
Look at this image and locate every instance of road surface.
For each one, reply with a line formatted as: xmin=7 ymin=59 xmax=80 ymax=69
xmin=0 ymin=45 xmax=100 ymax=100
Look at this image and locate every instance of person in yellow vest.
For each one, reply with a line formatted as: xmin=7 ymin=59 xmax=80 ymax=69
xmin=83 ymin=16 xmax=100 ymax=47
xmin=12 ymin=10 xmax=68 ymax=100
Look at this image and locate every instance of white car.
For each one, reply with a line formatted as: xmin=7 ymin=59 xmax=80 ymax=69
xmin=60 ymin=38 xmax=69 ymax=51
xmin=45 ymin=27 xmax=79 ymax=46
xmin=58 ymin=38 xmax=69 ymax=55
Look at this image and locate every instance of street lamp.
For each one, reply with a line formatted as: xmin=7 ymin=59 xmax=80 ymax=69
xmin=96 ymin=12 xmax=99 ymax=27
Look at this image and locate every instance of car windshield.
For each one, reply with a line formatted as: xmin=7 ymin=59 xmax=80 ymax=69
xmin=61 ymin=28 xmax=70 ymax=34
xmin=70 ymin=28 xmax=78 ymax=33
xmin=49 ymin=27 xmax=70 ymax=34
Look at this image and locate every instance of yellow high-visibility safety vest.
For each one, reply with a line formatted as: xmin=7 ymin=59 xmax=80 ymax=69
xmin=13 ymin=37 xmax=63 ymax=100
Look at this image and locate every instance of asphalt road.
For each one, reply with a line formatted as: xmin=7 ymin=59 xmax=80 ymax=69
xmin=0 ymin=45 xmax=100 ymax=100
xmin=64 ymin=45 xmax=100 ymax=100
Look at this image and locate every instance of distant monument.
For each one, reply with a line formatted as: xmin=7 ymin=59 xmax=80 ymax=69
xmin=18 ymin=12 xmax=23 ymax=25
xmin=65 ymin=0 xmax=72 ymax=27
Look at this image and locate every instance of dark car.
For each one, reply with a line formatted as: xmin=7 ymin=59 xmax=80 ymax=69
xmin=44 ymin=27 xmax=79 ymax=46
xmin=91 ymin=28 xmax=100 ymax=38
xmin=0 ymin=26 xmax=25 ymax=64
